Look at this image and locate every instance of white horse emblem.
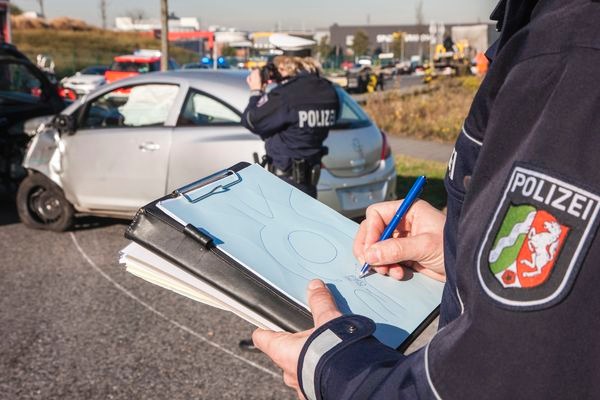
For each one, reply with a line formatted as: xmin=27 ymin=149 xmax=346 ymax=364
xmin=521 ymin=221 xmax=562 ymax=277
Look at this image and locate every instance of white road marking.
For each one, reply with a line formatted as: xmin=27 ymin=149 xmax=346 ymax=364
xmin=69 ymin=232 xmax=280 ymax=379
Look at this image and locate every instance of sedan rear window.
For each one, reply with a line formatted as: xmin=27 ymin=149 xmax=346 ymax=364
xmin=334 ymin=88 xmax=372 ymax=129
xmin=110 ymin=61 xmax=159 ymax=73
xmin=0 ymin=61 xmax=44 ymax=105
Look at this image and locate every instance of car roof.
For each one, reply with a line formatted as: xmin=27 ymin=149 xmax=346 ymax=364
xmin=114 ymin=55 xmax=161 ymax=63
xmin=74 ymin=70 xmax=251 ymax=113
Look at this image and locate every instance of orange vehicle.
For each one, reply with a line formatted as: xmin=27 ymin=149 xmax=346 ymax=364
xmin=104 ymin=50 xmax=178 ymax=84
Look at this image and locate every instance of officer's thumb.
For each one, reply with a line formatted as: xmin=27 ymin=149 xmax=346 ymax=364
xmin=307 ymin=280 xmax=342 ymax=327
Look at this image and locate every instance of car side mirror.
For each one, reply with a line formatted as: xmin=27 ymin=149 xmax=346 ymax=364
xmin=54 ymin=114 xmax=76 ymax=136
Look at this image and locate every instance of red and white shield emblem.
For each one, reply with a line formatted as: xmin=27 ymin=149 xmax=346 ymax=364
xmin=479 ymin=166 xmax=600 ymax=310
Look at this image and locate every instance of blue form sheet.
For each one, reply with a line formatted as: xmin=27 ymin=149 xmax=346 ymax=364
xmin=158 ymin=164 xmax=444 ymax=348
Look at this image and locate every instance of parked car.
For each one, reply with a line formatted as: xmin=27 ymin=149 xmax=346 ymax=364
xmin=0 ymin=42 xmax=65 ymax=196
xmin=182 ymin=62 xmax=210 ymax=70
xmin=105 ymin=49 xmax=178 ymax=84
xmin=17 ymin=70 xmax=397 ymax=231
xmin=60 ymin=65 xmax=109 ymax=97
xmin=346 ymin=66 xmax=377 ymax=93
xmin=183 ymin=56 xmax=231 ymax=70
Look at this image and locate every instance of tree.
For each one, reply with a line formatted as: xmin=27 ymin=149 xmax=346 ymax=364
xmin=221 ymin=45 xmax=237 ymax=57
xmin=99 ymin=0 xmax=109 ymax=30
xmin=9 ymin=4 xmax=23 ymax=15
xmin=351 ymin=30 xmax=369 ymax=57
xmin=315 ymin=36 xmax=332 ymax=62
xmin=126 ymin=8 xmax=147 ymax=23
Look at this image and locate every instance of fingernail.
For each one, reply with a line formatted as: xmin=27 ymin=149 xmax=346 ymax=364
xmin=308 ymin=280 xmax=324 ymax=290
xmin=366 ymin=248 xmax=380 ymax=264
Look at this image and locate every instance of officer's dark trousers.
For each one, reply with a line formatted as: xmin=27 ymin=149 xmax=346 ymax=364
xmin=277 ymin=175 xmax=317 ymax=199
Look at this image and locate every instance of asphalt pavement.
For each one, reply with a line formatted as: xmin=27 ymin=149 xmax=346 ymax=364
xmin=0 ymin=201 xmax=296 ymax=400
xmin=388 ymin=136 xmax=453 ymax=164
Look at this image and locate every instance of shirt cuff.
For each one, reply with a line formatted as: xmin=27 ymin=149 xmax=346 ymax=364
xmin=298 ymin=315 xmax=375 ymax=400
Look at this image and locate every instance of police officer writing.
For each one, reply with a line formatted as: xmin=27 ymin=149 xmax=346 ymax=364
xmin=241 ymin=56 xmax=339 ymax=198
xmin=251 ymin=0 xmax=600 ymax=399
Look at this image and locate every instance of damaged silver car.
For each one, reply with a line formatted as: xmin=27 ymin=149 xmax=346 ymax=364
xmin=17 ymin=70 xmax=397 ymax=231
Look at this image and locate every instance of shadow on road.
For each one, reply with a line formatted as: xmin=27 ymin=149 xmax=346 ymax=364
xmin=0 ymin=198 xmax=128 ymax=231
xmin=397 ymin=176 xmax=447 ymax=210
xmin=0 ymin=199 xmax=20 ymax=226
xmin=72 ymin=215 xmax=129 ymax=231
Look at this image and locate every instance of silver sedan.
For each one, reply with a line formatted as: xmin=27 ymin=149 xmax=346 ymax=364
xmin=18 ymin=70 xmax=397 ymax=231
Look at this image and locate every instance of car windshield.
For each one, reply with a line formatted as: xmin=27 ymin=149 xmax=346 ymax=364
xmin=110 ymin=61 xmax=158 ymax=73
xmin=80 ymin=66 xmax=107 ymax=75
xmin=333 ymin=88 xmax=372 ymax=129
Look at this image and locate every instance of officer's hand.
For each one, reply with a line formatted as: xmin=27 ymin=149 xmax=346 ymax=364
xmin=354 ymin=200 xmax=446 ymax=282
xmin=253 ymin=280 xmax=341 ymax=399
xmin=247 ymin=69 xmax=263 ymax=91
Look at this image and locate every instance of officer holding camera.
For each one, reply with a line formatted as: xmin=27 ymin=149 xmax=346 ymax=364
xmin=241 ymin=56 xmax=339 ymax=198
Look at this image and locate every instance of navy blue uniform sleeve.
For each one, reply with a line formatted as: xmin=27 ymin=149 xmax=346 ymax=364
xmin=298 ymin=315 xmax=435 ymax=400
xmin=241 ymin=90 xmax=290 ymax=139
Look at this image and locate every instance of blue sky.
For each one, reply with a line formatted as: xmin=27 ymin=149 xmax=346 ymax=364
xmin=13 ymin=0 xmax=498 ymax=30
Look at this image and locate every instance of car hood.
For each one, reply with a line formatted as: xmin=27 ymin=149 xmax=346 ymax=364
xmin=323 ymin=124 xmax=383 ymax=178
xmin=62 ymin=74 xmax=105 ymax=85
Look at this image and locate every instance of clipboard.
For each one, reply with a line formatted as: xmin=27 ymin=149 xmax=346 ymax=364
xmin=124 ymin=162 xmax=443 ymax=350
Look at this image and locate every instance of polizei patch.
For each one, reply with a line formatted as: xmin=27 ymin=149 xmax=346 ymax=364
xmin=477 ymin=166 xmax=600 ymax=310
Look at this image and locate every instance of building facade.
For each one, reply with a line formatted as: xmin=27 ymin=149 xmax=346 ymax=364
xmin=329 ymin=23 xmax=499 ymax=60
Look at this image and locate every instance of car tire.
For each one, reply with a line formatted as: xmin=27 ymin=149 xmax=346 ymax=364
xmin=16 ymin=172 xmax=74 ymax=232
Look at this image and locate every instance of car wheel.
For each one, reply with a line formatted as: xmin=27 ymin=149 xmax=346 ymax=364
xmin=16 ymin=172 xmax=74 ymax=232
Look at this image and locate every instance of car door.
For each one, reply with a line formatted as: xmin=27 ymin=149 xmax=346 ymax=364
xmin=60 ymin=83 xmax=180 ymax=211
xmin=167 ymin=88 xmax=265 ymax=191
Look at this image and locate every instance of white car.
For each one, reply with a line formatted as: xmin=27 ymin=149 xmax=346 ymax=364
xmin=18 ymin=70 xmax=397 ymax=231
xmin=60 ymin=65 xmax=108 ymax=96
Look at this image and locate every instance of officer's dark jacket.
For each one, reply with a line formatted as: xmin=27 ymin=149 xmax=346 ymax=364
xmin=297 ymin=0 xmax=600 ymax=398
xmin=241 ymin=72 xmax=339 ymax=171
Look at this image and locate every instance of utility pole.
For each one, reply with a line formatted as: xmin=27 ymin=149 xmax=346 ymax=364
xmin=37 ymin=0 xmax=45 ymax=18
xmin=99 ymin=0 xmax=108 ymax=30
xmin=160 ymin=0 xmax=169 ymax=71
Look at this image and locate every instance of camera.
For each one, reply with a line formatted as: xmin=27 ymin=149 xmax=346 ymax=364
xmin=259 ymin=62 xmax=282 ymax=85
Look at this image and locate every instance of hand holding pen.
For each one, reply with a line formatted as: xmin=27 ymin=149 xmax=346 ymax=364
xmin=353 ymin=178 xmax=447 ymax=282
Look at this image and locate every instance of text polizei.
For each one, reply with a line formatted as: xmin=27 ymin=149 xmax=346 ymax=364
xmin=510 ymin=171 xmax=596 ymax=221
xmin=298 ymin=109 xmax=337 ymax=128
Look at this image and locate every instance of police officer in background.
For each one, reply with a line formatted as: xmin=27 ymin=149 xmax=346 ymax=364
xmin=251 ymin=0 xmax=600 ymax=399
xmin=241 ymin=56 xmax=339 ymax=198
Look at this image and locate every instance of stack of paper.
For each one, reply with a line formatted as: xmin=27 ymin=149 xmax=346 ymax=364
xmin=120 ymin=242 xmax=282 ymax=330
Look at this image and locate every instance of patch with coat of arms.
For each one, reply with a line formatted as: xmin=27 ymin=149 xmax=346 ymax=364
xmin=478 ymin=166 xmax=600 ymax=310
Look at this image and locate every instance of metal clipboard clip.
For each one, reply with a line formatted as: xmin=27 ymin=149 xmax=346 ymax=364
xmin=174 ymin=169 xmax=242 ymax=203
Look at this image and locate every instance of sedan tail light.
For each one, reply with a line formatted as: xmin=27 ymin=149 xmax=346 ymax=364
xmin=380 ymin=130 xmax=392 ymax=160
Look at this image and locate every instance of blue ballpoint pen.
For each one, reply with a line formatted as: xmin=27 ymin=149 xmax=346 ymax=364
xmin=358 ymin=175 xmax=427 ymax=278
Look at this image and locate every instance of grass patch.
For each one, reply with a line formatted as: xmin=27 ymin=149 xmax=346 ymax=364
xmin=364 ymin=76 xmax=482 ymax=143
xmin=395 ymin=155 xmax=447 ymax=210
xmin=12 ymin=29 xmax=198 ymax=78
